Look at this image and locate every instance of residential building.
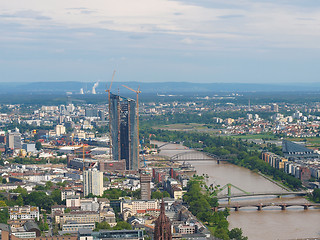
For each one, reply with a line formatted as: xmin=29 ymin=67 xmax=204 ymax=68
xmin=83 ymin=168 xmax=103 ymax=197
xmin=55 ymin=124 xmax=66 ymax=136
xmin=55 ymin=211 xmax=100 ymax=225
xmin=121 ymin=200 xmax=160 ymax=220
xmin=9 ymin=206 xmax=39 ymax=221
xmin=140 ymin=173 xmax=151 ymax=200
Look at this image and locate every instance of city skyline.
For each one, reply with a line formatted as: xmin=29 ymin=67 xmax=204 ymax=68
xmin=1 ymin=0 xmax=320 ymax=84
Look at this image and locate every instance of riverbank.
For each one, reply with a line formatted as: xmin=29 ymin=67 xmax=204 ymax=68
xmin=156 ymin=141 xmax=320 ymax=239
xmin=257 ymin=172 xmax=291 ymax=191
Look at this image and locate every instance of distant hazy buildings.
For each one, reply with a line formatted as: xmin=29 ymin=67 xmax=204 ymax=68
xmin=55 ymin=124 xmax=66 ymax=136
xmin=109 ymin=93 xmax=138 ymax=170
xmin=83 ymin=168 xmax=103 ymax=197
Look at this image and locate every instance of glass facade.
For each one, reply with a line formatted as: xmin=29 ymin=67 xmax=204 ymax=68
xmin=110 ymin=94 xmax=138 ymax=170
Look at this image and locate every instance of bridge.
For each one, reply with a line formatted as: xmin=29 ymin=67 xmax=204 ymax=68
xmin=167 ymin=151 xmax=231 ymax=163
xmin=158 ymin=142 xmax=171 ymax=149
xmin=210 ymin=183 xmax=308 ymax=204
xmin=217 ymin=191 xmax=308 ymax=200
xmin=216 ymin=202 xmax=320 ymax=211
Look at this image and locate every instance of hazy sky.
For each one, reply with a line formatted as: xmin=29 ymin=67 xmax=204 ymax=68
xmin=1 ymin=0 xmax=320 ymax=83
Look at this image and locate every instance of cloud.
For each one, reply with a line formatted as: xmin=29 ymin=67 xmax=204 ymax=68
xmin=0 ymin=0 xmax=320 ymax=50
xmin=181 ymin=38 xmax=194 ymax=44
xmin=218 ymin=14 xmax=244 ymax=19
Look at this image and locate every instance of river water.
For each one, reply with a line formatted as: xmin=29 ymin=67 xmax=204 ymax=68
xmin=154 ymin=141 xmax=320 ymax=240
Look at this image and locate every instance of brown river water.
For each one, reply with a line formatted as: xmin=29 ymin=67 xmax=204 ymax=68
xmin=154 ymin=141 xmax=320 ymax=240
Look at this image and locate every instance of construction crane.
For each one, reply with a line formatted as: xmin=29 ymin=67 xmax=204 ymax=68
xmin=82 ymin=144 xmax=88 ymax=171
xmin=106 ymin=70 xmax=116 ymax=159
xmin=122 ymin=84 xmax=141 ymax=168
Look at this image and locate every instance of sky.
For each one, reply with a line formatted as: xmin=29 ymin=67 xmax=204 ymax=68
xmin=0 ymin=0 xmax=320 ymax=84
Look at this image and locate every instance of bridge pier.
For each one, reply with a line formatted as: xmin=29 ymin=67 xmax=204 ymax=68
xmin=217 ymin=160 xmax=220 ymax=164
xmin=303 ymin=205 xmax=309 ymax=210
xmin=281 ymin=205 xmax=286 ymax=210
xmin=257 ymin=205 xmax=262 ymax=211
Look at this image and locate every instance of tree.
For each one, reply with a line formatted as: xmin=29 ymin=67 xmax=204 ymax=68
xmin=113 ymin=221 xmax=132 ymax=230
xmin=35 ymin=141 xmax=42 ymax=151
xmin=45 ymin=181 xmax=53 ymax=189
xmin=151 ymin=190 xmax=170 ymax=199
xmin=51 ymin=189 xmax=62 ymax=205
xmin=214 ymin=228 xmax=230 ymax=240
xmin=0 ymin=208 xmax=9 ymax=224
xmin=95 ymin=221 xmax=111 ymax=231
xmin=0 ymin=201 xmax=7 ymax=207
xmin=15 ymin=195 xmax=24 ymax=206
xmin=25 ymin=191 xmax=54 ymax=212
xmin=64 ymin=208 xmax=71 ymax=213
xmin=229 ymin=228 xmax=248 ymax=240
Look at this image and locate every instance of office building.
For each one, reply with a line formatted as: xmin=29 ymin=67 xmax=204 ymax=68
xmin=140 ymin=173 xmax=151 ymax=200
xmin=6 ymin=131 xmax=21 ymax=150
xmin=83 ymin=169 xmax=103 ymax=197
xmin=109 ymin=93 xmax=138 ymax=170
xmin=78 ymin=229 xmax=144 ymax=240
xmin=22 ymin=143 xmax=36 ymax=153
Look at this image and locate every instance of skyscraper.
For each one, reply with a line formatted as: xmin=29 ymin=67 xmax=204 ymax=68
xmin=140 ymin=173 xmax=151 ymax=200
xmin=109 ymin=93 xmax=138 ymax=170
xmin=83 ymin=168 xmax=103 ymax=196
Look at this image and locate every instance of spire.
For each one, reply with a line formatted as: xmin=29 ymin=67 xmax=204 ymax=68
xmin=154 ymin=198 xmax=172 ymax=240
xmin=161 ymin=197 xmax=165 ymax=213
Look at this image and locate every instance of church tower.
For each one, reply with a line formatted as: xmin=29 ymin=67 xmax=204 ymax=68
xmin=154 ymin=199 xmax=172 ymax=240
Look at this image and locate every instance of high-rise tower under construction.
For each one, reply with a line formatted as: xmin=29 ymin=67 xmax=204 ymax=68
xmin=109 ymin=93 xmax=138 ymax=170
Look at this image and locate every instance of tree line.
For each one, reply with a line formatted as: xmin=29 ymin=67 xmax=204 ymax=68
xmin=183 ymin=178 xmax=247 ymax=240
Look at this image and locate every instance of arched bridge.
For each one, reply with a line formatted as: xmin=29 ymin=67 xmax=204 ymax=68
xmin=170 ymin=151 xmax=230 ymax=163
xmin=211 ymin=183 xmax=308 ymax=204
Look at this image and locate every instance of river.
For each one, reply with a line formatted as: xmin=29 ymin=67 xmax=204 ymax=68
xmin=154 ymin=141 xmax=320 ymax=240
